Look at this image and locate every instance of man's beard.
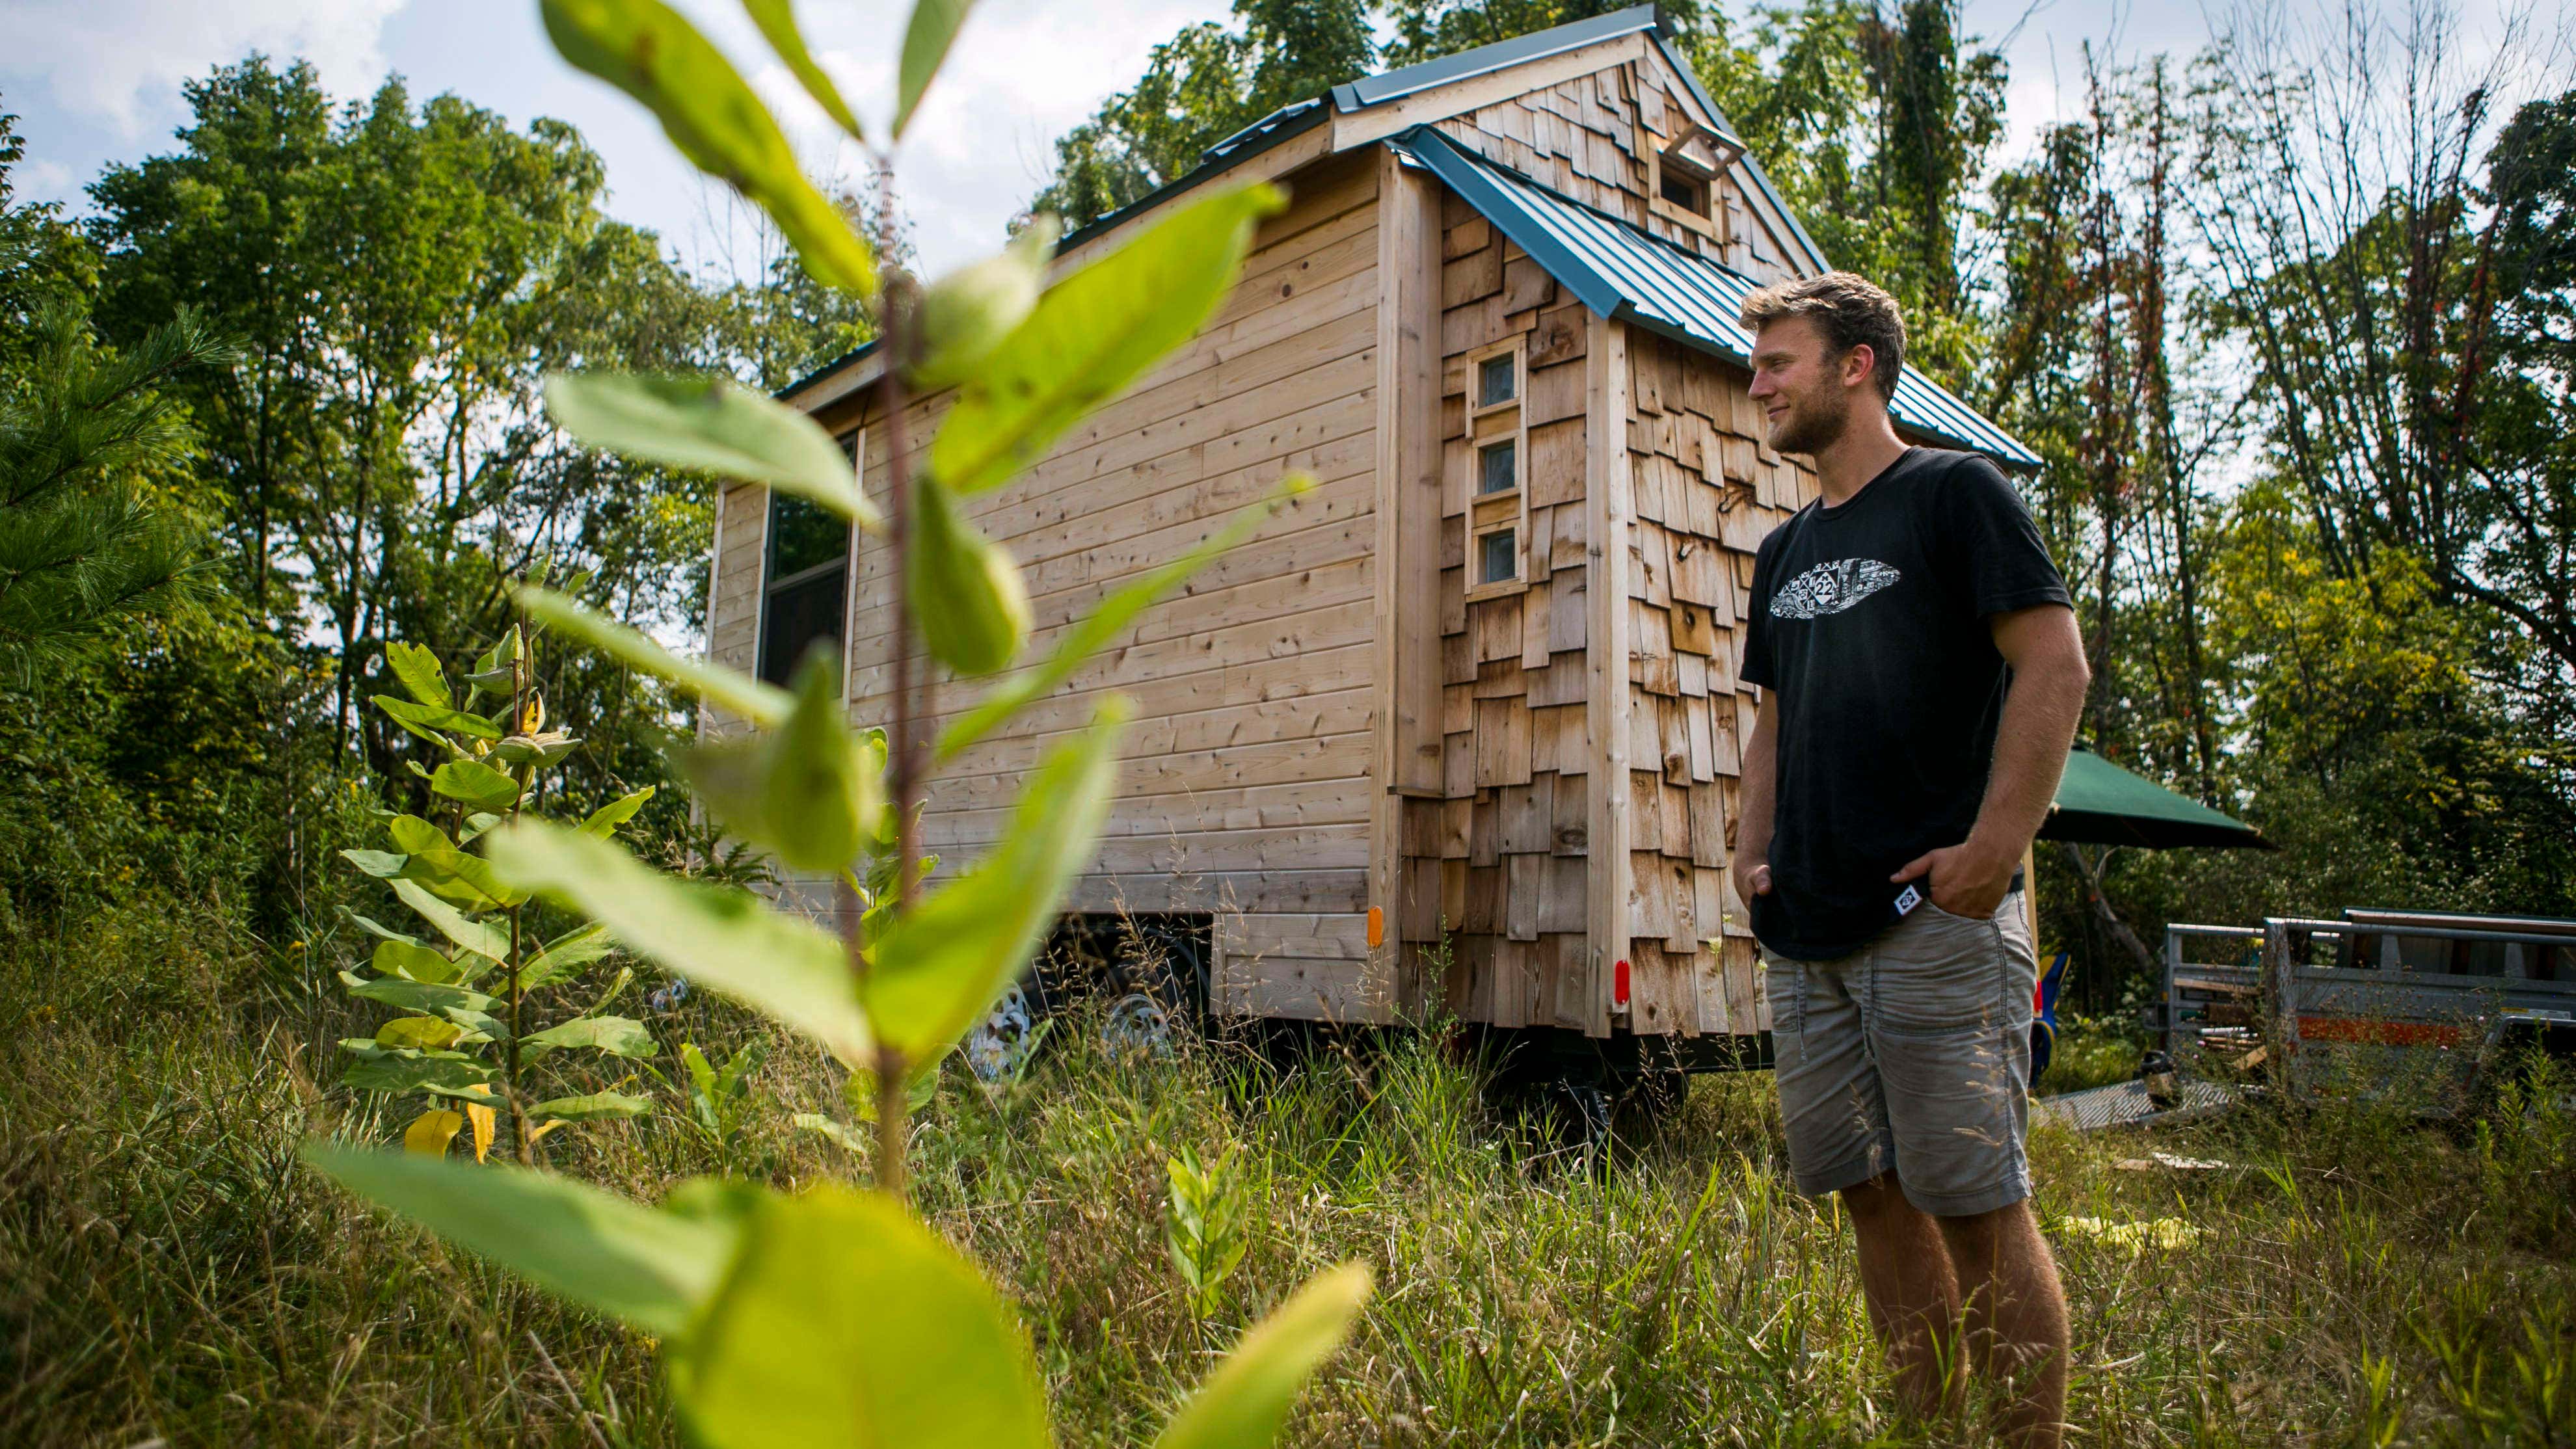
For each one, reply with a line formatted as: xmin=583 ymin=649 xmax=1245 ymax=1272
xmin=1769 ymin=393 xmax=1849 ymax=456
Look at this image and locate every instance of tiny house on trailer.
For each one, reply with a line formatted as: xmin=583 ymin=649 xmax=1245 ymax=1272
xmin=704 ymin=6 xmax=2042 ymax=1074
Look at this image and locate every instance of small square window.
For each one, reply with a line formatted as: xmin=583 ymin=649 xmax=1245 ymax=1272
xmin=1479 ymin=528 xmax=1518 ymax=585
xmin=1660 ymin=170 xmax=1708 ymax=212
xmin=1479 ymin=438 xmax=1517 ymax=496
xmin=1478 ymin=354 xmax=1516 ymax=406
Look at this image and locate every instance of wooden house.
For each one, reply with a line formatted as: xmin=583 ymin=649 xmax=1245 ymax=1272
xmin=706 ymin=6 xmax=2039 ymax=1063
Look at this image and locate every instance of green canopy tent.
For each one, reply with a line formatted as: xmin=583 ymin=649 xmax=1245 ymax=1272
xmin=2030 ymin=749 xmax=2270 ymax=1011
xmin=2041 ymin=748 xmax=2273 ymax=851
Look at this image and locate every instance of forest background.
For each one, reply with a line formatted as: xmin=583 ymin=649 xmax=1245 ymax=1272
xmin=3 ymin=0 xmax=2573 ymax=1020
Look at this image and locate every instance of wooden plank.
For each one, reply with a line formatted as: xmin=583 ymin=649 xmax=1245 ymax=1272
xmin=1583 ymin=312 xmax=1633 ymax=1037
xmin=1216 ymin=953 xmax=1383 ymax=1023
xmin=1506 ymin=853 xmax=1542 ymax=942
xmin=1499 ymin=773 xmax=1554 ymax=854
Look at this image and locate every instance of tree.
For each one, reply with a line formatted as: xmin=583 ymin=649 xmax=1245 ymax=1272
xmin=0 ymin=302 xmax=228 ymax=680
xmin=85 ymin=60 xmax=777 ymax=818
xmin=1028 ymin=0 xmax=1375 ymax=228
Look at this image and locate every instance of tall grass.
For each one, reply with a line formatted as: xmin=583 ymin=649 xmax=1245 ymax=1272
xmin=3 ymin=918 xmax=2571 ymax=1446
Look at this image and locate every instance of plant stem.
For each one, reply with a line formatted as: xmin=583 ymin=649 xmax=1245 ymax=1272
xmin=506 ymin=621 xmax=533 ymax=1166
xmin=868 ymin=159 xmax=922 ymax=1203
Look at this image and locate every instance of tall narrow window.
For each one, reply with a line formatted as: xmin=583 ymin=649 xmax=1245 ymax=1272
xmin=1478 ymin=353 xmax=1516 ymax=407
xmin=758 ymin=483 xmax=852 ymax=687
xmin=1479 ymin=438 xmax=1518 ymax=496
xmin=1478 ymin=527 xmax=1518 ymax=586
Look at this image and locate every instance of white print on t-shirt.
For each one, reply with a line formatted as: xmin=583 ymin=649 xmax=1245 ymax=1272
xmin=1769 ymin=558 xmax=1902 ymax=620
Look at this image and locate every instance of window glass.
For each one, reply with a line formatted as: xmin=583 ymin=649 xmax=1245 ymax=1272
xmin=1478 ymin=354 xmax=1516 ymax=406
xmin=1661 ymin=170 xmax=1706 ymax=211
xmin=761 ymin=489 xmax=850 ymax=686
xmin=1479 ymin=527 xmax=1517 ymax=585
xmin=768 ymin=492 xmax=846 ymax=579
xmin=1479 ymin=438 xmax=1517 ymax=496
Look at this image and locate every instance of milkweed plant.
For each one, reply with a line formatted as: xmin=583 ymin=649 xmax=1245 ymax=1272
xmin=301 ymin=1 xmax=1363 ymax=1445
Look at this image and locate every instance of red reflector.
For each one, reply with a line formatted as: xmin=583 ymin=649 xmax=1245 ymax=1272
xmin=1614 ymin=957 xmax=1631 ymax=1005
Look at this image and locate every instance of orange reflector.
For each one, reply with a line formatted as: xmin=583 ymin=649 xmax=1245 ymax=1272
xmin=1366 ymin=907 xmax=1384 ymax=948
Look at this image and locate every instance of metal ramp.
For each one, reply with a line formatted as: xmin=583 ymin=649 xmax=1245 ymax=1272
xmin=2033 ymin=1079 xmax=2236 ymax=1133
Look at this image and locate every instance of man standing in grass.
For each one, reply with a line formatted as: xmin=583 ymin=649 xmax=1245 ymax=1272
xmin=1727 ymin=273 xmax=2089 ymax=1446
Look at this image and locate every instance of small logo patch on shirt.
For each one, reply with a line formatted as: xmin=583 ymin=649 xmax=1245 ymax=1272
xmin=1894 ymin=884 xmax=1923 ymax=915
xmin=1770 ymin=558 xmax=1902 ymax=620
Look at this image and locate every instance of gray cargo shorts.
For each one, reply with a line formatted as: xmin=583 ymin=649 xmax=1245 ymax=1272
xmin=1764 ymin=894 xmax=2040 ymax=1217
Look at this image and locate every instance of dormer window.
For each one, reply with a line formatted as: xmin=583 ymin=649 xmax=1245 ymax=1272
xmin=1648 ymin=124 xmax=1735 ymax=239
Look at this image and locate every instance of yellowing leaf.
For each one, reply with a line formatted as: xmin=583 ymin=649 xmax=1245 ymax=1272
xmin=464 ymin=1097 xmax=497 ymax=1163
xmin=404 ymin=1109 xmax=465 ymax=1158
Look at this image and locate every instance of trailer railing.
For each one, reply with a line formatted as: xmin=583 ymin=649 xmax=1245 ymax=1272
xmin=2158 ymin=911 xmax=2576 ymax=1106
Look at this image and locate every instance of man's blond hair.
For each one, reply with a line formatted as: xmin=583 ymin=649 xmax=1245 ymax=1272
xmin=1737 ymin=271 xmax=1906 ymax=401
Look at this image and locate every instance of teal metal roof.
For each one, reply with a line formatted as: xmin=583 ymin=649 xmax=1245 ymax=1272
xmin=1390 ymin=127 xmax=2041 ymax=469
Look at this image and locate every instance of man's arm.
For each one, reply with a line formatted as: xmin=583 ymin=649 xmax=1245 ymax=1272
xmin=1892 ymin=604 xmax=2090 ymax=917
xmin=1731 ymin=692 xmax=1779 ymax=914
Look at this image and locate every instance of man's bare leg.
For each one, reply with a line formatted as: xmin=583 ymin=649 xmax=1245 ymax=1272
xmin=1840 ymin=1175 xmax=1963 ymax=1415
xmin=1937 ymin=1200 xmax=2069 ymax=1448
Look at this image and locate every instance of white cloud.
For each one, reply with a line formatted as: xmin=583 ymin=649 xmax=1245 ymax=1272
xmin=2 ymin=0 xmax=405 ymax=133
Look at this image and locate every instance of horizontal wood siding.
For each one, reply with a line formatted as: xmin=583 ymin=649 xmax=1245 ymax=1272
xmin=818 ymin=150 xmax=1383 ymax=1020
xmin=706 ymin=480 xmax=770 ymax=734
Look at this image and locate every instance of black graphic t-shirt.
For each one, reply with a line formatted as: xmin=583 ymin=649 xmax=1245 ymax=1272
xmin=1741 ymin=447 xmax=2071 ymax=959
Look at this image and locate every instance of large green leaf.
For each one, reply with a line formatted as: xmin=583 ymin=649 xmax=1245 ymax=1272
xmin=485 ymin=819 xmax=870 ymax=1066
xmin=523 ymin=1015 xmax=658 ymax=1059
xmin=892 ymin=0 xmax=978 ymax=140
xmin=541 ymin=0 xmax=876 ymax=296
xmin=668 ymin=1184 xmax=1047 ymax=1449
xmin=741 ymin=0 xmax=865 ymax=140
xmin=521 ymin=922 xmax=613 ymax=990
xmin=517 ymin=587 xmax=790 ymax=727
xmin=1154 ymin=1264 xmax=1373 ymax=1449
xmin=544 ymin=374 xmax=876 ymax=526
xmin=431 ymin=760 xmax=524 ymax=814
xmin=866 ymin=700 xmax=1125 ymax=1065
xmin=939 ymin=475 xmax=1311 ymax=762
xmin=386 ymin=641 xmax=449 ymax=708
xmin=340 ymin=970 xmax=496 ymax=1016
xmin=578 ymin=786 xmax=656 ymax=839
xmin=910 ymin=475 xmax=1030 ymax=676
xmin=390 ymin=878 xmax=513 ymax=962
xmin=374 ymin=937 xmax=466 ymax=985
xmin=341 ymin=1045 xmax=496 ymax=1095
xmin=376 ymin=695 xmax=502 ymax=741
xmin=911 ymin=217 xmax=1059 ymax=390
xmin=930 ymin=182 xmax=1285 ymax=496
xmin=304 ymin=1145 xmax=738 ymax=1339
xmin=528 ymin=1090 xmax=656 ymax=1121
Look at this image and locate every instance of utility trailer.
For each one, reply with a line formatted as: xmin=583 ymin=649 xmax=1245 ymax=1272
xmin=2157 ymin=909 xmax=2576 ymax=1110
xmin=703 ymin=7 xmax=2041 ymax=1087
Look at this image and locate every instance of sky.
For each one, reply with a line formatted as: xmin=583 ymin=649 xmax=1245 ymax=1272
xmin=0 ymin=0 xmax=2543 ymax=285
